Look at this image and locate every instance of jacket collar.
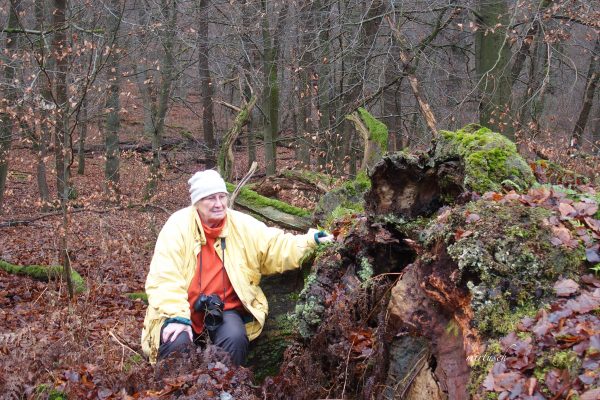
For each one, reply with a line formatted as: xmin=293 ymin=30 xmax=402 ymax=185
xmin=191 ymin=206 xmax=230 ymax=246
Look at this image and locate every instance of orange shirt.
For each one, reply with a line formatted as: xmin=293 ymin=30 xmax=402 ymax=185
xmin=187 ymin=216 xmax=244 ymax=334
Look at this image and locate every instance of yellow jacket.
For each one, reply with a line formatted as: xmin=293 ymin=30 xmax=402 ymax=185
xmin=141 ymin=206 xmax=317 ymax=364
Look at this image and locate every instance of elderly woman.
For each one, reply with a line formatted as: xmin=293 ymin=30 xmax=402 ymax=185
xmin=141 ymin=170 xmax=332 ymax=365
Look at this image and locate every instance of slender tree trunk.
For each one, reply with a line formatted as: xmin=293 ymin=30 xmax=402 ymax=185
xmin=260 ymin=0 xmax=283 ymax=176
xmin=475 ymin=0 xmax=512 ymax=137
xmin=53 ymin=0 xmax=74 ymax=299
xmin=0 ymin=0 xmax=20 ymax=209
xmin=240 ymin=0 xmax=256 ymax=168
xmin=571 ymin=38 xmax=600 ymax=149
xmin=517 ymin=30 xmax=549 ymax=141
xmin=197 ymin=0 xmax=216 ymax=168
xmin=34 ymin=0 xmax=50 ymax=206
xmin=315 ymin=0 xmax=331 ymax=170
xmin=104 ymin=0 xmax=122 ymax=193
xmin=53 ymin=0 xmax=71 ymax=201
xmin=133 ymin=4 xmax=157 ymax=139
xmin=144 ymin=0 xmax=177 ymax=199
xmin=77 ymin=97 xmax=87 ymax=175
xmin=293 ymin=0 xmax=315 ymax=168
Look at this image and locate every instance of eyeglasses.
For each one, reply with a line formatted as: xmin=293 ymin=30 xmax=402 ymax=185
xmin=201 ymin=193 xmax=229 ymax=204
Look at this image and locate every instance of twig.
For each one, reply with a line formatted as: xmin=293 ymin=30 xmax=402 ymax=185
xmin=397 ymin=349 xmax=430 ymax=398
xmin=109 ymin=330 xmax=142 ymax=356
xmin=341 ymin=338 xmax=355 ymax=399
xmin=0 ymin=203 xmax=170 ymax=228
xmin=215 ymin=100 xmax=241 ymax=113
xmin=229 ymin=161 xmax=258 ymax=210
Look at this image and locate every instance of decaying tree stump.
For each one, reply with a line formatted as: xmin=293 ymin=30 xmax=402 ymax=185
xmin=263 ymin=125 xmax=589 ymax=399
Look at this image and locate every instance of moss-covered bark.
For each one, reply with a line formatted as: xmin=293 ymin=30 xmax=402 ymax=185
xmin=435 ymin=124 xmax=535 ymax=193
xmin=0 ymin=259 xmax=86 ymax=293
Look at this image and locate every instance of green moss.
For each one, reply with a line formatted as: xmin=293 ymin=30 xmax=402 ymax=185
xmin=473 ymin=297 xmax=538 ymax=337
xmin=126 ymin=292 xmax=148 ymax=303
xmin=0 ymin=259 xmax=86 ymax=293
xmin=357 ymin=107 xmax=388 ymax=152
xmin=281 ymin=169 xmax=337 ymax=188
xmin=313 ymin=172 xmax=371 ymax=226
xmin=437 ymin=124 xmax=536 ymax=193
xmin=468 ymin=339 xmax=503 ymax=394
xmin=33 ymin=384 xmax=66 ymax=400
xmin=532 ymin=349 xmax=582 ymax=394
xmin=179 ymin=130 xmax=194 ymax=140
xmin=436 ymin=200 xmax=584 ymax=338
xmin=123 ymin=353 xmax=144 ymax=373
xmin=550 ymin=350 xmax=579 ymax=371
xmin=323 ymin=204 xmax=364 ymax=229
xmin=226 ymin=182 xmax=311 ymax=217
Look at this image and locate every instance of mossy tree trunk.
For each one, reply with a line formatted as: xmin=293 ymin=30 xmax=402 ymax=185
xmin=346 ymin=108 xmax=388 ymax=172
xmin=217 ymin=95 xmax=257 ymax=181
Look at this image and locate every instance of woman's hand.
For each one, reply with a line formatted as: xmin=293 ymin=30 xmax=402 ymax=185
xmin=162 ymin=322 xmax=192 ymax=343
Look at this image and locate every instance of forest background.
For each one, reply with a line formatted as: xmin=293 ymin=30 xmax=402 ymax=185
xmin=0 ymin=0 xmax=599 ymax=398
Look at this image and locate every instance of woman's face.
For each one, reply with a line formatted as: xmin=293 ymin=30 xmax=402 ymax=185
xmin=195 ymin=192 xmax=228 ymax=227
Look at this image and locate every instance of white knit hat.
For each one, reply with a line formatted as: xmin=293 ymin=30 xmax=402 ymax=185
xmin=188 ymin=170 xmax=227 ymax=205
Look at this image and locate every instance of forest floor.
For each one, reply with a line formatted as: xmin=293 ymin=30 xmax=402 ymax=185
xmin=2 ymin=96 xmax=600 ymax=398
xmin=0 ymin=100 xmax=317 ymax=398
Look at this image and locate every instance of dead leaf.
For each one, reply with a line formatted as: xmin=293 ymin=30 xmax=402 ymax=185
xmin=574 ymin=201 xmax=598 ymax=217
xmin=581 ymin=388 xmax=600 ymax=400
xmin=558 ymin=202 xmax=577 ymax=218
xmin=585 ymin=246 xmax=600 ymax=264
xmin=553 ymin=279 xmax=579 ymax=297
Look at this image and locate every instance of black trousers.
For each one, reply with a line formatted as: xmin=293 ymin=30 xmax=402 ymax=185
xmin=158 ymin=310 xmax=249 ymax=366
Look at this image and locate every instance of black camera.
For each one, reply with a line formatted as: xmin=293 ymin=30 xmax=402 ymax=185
xmin=193 ymin=293 xmax=225 ymax=331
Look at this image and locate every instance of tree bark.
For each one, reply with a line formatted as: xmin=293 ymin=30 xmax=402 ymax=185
xmin=53 ymin=0 xmax=74 ymax=299
xmin=144 ymin=0 xmax=177 ymax=200
xmin=475 ymin=0 xmax=512 ymax=138
xmin=104 ymin=0 xmax=122 ymax=191
xmin=571 ymin=38 xmax=600 ymax=149
xmin=386 ymin=17 xmax=439 ymax=139
xmin=77 ymin=97 xmax=87 ymax=175
xmin=218 ymin=95 xmax=257 ymax=181
xmin=197 ymin=0 xmax=216 ymax=169
xmin=34 ymin=0 xmax=50 ymax=206
xmin=260 ymin=0 xmax=287 ymax=176
xmin=0 ymin=0 xmax=20 ymax=209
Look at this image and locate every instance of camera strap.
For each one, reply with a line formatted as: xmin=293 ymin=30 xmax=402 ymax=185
xmin=198 ymin=237 xmax=227 ymax=304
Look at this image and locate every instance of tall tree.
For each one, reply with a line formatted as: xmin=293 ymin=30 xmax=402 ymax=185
xmin=571 ymin=38 xmax=600 ymax=149
xmin=144 ymin=0 xmax=177 ymax=199
xmin=104 ymin=0 xmax=123 ymax=193
xmin=33 ymin=0 xmax=51 ymax=206
xmin=53 ymin=0 xmax=71 ymax=200
xmin=0 ymin=0 xmax=21 ymax=209
xmin=475 ymin=0 xmax=512 ymax=137
xmin=197 ymin=0 xmax=216 ymax=169
xmin=53 ymin=0 xmax=75 ymax=298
